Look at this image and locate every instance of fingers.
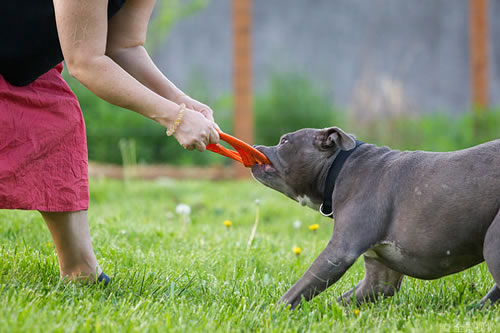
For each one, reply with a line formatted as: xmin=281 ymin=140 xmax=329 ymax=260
xmin=182 ymin=128 xmax=215 ymax=152
xmin=175 ymin=107 xmax=219 ymax=151
xmin=179 ymin=96 xmax=215 ymax=122
xmin=184 ymin=141 xmax=206 ymax=152
xmin=195 ymin=142 xmax=206 ymax=152
xmin=199 ymin=108 xmax=215 ymax=122
xmin=184 ymin=143 xmax=205 ymax=151
xmin=208 ymin=125 xmax=220 ymax=144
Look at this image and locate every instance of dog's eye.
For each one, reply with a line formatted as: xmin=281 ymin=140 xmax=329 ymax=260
xmin=280 ymin=137 xmax=288 ymax=145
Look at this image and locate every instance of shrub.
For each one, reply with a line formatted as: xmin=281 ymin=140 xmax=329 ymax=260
xmin=352 ymin=110 xmax=500 ymax=152
xmin=255 ymin=72 xmax=343 ymax=146
xmin=67 ymin=67 xmax=499 ymax=166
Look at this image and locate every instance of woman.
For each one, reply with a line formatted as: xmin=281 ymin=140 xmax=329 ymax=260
xmin=0 ymin=0 xmax=220 ymax=283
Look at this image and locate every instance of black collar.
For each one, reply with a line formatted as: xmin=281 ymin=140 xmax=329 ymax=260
xmin=319 ymin=140 xmax=364 ymax=218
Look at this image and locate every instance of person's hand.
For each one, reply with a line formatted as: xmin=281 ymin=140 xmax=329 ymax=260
xmin=173 ymin=108 xmax=219 ymax=151
xmin=174 ymin=94 xmax=217 ymax=125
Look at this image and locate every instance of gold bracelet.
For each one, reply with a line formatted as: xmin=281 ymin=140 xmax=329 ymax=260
xmin=166 ymin=103 xmax=185 ymax=136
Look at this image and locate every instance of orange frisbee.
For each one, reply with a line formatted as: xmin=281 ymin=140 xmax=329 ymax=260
xmin=207 ymin=131 xmax=271 ymax=167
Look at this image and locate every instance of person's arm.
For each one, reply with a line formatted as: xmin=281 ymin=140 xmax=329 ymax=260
xmin=105 ymin=0 xmax=216 ymax=122
xmin=53 ymin=0 xmax=218 ymax=151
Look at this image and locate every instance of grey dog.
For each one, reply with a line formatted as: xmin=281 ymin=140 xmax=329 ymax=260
xmin=251 ymin=126 xmax=500 ymax=309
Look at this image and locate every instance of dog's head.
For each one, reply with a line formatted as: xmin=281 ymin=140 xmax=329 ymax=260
xmin=251 ymin=127 xmax=356 ymax=208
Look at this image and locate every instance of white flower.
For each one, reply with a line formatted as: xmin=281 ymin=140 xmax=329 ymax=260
xmin=293 ymin=220 xmax=302 ymax=229
xmin=176 ymin=203 xmax=191 ymax=215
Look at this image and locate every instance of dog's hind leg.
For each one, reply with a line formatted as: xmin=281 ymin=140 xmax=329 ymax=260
xmin=338 ymin=256 xmax=404 ymax=305
xmin=481 ymin=209 xmax=500 ymax=306
xmin=480 ymin=285 xmax=500 ymax=306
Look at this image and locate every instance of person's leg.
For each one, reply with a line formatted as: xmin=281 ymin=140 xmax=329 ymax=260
xmin=40 ymin=210 xmax=102 ymax=282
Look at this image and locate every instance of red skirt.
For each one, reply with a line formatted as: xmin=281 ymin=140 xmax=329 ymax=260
xmin=0 ymin=63 xmax=89 ymax=211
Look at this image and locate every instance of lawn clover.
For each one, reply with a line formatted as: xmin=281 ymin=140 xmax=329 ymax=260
xmin=293 ymin=220 xmax=302 ymax=229
xmin=292 ymin=246 xmax=302 ymax=256
xmin=224 ymin=220 xmax=232 ymax=227
xmin=308 ymin=224 xmax=319 ymax=231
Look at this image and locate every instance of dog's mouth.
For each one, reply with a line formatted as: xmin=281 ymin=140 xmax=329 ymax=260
xmin=251 ymin=160 xmax=276 ymax=174
xmin=262 ymin=163 xmax=276 ymax=172
xmin=251 ymin=148 xmax=277 ymax=175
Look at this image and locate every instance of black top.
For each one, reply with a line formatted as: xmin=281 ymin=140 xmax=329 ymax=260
xmin=0 ymin=0 xmax=126 ymax=86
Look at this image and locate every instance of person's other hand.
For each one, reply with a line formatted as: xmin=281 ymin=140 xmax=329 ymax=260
xmin=173 ymin=108 xmax=219 ymax=151
xmin=175 ymin=95 xmax=217 ymax=125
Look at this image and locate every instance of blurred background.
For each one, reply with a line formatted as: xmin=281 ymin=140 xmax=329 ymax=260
xmin=65 ymin=0 xmax=500 ymax=177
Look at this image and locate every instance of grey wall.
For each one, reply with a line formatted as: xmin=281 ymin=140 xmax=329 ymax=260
xmin=155 ymin=0 xmax=500 ymax=113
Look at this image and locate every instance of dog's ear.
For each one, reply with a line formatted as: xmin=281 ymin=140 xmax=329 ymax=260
xmin=315 ymin=127 xmax=356 ymax=151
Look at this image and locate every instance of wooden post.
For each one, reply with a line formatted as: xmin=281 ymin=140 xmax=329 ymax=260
xmin=232 ymin=0 xmax=253 ymax=178
xmin=468 ymin=0 xmax=489 ymax=111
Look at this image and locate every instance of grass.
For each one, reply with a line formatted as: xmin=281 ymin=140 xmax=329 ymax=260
xmin=0 ymin=178 xmax=499 ymax=332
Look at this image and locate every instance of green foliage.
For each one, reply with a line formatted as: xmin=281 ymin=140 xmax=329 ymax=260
xmin=255 ymin=72 xmax=343 ymax=146
xmin=1 ymin=179 xmax=499 ymax=332
xmin=352 ymin=110 xmax=500 ymax=152
xmin=67 ymin=62 xmax=499 ymax=165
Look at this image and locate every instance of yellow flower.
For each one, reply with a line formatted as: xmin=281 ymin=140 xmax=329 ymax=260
xmin=353 ymin=309 xmax=360 ymax=316
xmin=224 ymin=220 xmax=232 ymax=227
xmin=308 ymin=224 xmax=319 ymax=231
xmin=292 ymin=246 xmax=302 ymax=255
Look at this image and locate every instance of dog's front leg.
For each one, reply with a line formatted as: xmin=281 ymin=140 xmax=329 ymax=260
xmin=278 ymin=239 xmax=360 ymax=310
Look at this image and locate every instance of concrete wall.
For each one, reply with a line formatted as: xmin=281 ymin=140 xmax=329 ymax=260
xmin=154 ymin=0 xmax=499 ymax=113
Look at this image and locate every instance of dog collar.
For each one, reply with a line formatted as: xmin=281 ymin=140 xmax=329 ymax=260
xmin=319 ymin=140 xmax=364 ymax=218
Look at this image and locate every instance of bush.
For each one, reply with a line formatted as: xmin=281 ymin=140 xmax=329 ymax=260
xmin=67 ymin=68 xmax=499 ymax=166
xmin=255 ymin=72 xmax=343 ymax=146
xmin=66 ymin=74 xmax=228 ymax=166
xmin=352 ymin=110 xmax=500 ymax=152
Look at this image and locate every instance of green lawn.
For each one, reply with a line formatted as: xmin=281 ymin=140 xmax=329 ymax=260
xmin=1 ymin=178 xmax=499 ymax=332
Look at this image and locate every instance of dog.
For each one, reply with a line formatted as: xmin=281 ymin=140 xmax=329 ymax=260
xmin=251 ymin=126 xmax=500 ymax=309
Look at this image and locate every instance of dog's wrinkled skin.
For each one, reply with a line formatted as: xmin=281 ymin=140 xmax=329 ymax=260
xmin=252 ymin=127 xmax=500 ymax=310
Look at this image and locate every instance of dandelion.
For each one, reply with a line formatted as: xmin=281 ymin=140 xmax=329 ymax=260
xmin=309 ymin=224 xmax=319 ymax=253
xmin=308 ymin=224 xmax=319 ymax=231
xmin=176 ymin=203 xmax=191 ymax=215
xmin=354 ymin=309 xmax=360 ymax=316
xmin=47 ymin=242 xmax=52 ymax=248
xmin=224 ymin=220 xmax=232 ymax=227
xmin=293 ymin=220 xmax=302 ymax=229
xmin=292 ymin=246 xmax=302 ymax=255
xmin=176 ymin=203 xmax=191 ymax=238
